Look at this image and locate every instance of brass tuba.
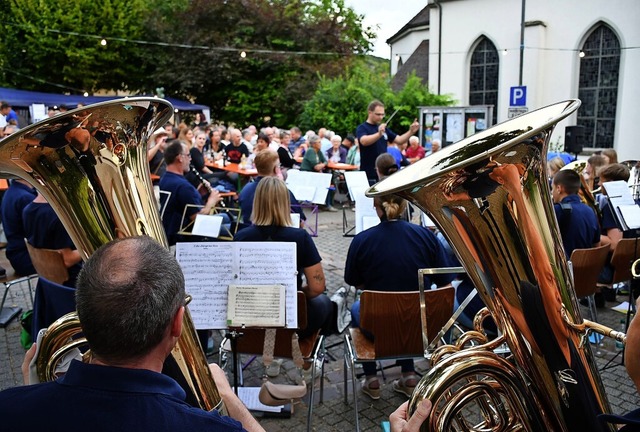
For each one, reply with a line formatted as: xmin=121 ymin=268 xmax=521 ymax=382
xmin=368 ymin=100 xmax=623 ymax=431
xmin=0 ymin=98 xmax=224 ymax=412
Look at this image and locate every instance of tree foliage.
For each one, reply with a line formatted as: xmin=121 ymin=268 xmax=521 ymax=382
xmin=299 ymin=62 xmax=456 ymax=137
xmin=0 ymin=0 xmax=152 ymax=93
xmin=144 ymin=0 xmax=374 ymax=126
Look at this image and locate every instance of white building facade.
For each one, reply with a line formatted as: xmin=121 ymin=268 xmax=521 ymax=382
xmin=388 ymin=0 xmax=640 ymax=160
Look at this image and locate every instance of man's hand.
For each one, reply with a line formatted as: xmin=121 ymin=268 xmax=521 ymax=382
xmin=409 ymin=118 xmax=420 ymax=134
xmin=22 ymin=343 xmax=37 ymax=385
xmin=389 ymin=400 xmax=432 ymax=432
xmin=378 ymin=123 xmax=387 ymax=135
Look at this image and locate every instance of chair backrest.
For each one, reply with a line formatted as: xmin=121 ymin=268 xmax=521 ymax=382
xmin=570 ymin=244 xmax=610 ymax=298
xmin=31 ymin=276 xmax=76 ymax=338
xmin=360 ymin=288 xmax=454 ymax=358
xmin=611 ymin=238 xmax=640 ymax=284
xmin=232 ymin=292 xmax=310 ymax=357
xmin=25 ymin=240 xmax=69 ymax=285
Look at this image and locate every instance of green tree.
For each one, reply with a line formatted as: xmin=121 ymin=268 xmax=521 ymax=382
xmin=299 ymin=63 xmax=455 ymax=136
xmin=0 ymin=0 xmax=152 ymax=94
xmin=298 ymin=59 xmax=392 ymax=135
xmin=146 ymin=0 xmax=374 ymax=126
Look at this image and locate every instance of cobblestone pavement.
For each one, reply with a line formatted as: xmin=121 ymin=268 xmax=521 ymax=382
xmin=1 ymin=205 xmax=638 ymax=431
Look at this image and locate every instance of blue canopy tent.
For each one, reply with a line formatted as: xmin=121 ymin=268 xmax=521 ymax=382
xmin=0 ymin=87 xmax=209 ymax=125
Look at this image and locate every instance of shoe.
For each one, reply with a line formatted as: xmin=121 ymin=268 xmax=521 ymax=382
xmin=326 ymin=206 xmax=338 ymax=212
xmin=266 ymin=358 xmax=283 ymax=378
xmin=602 ymin=287 xmax=617 ymax=302
xmin=361 ymin=376 xmax=381 ymax=400
xmin=392 ymin=374 xmax=419 ymax=398
xmin=0 ymin=266 xmax=6 ymax=278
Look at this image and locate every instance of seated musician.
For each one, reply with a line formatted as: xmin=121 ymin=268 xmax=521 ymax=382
xmin=551 ymin=170 xmax=601 ymax=259
xmin=234 ymin=177 xmax=334 ymax=340
xmin=597 ymin=163 xmax=633 ymax=299
xmin=1 ymin=179 xmax=37 ymax=276
xmin=238 ymin=149 xmax=305 ymax=227
xmin=0 ymin=236 xmax=264 ymax=432
xmin=159 ymin=140 xmax=222 ymax=246
xmin=344 ymin=187 xmax=453 ymax=400
xmin=23 ymin=191 xmax=83 ymax=287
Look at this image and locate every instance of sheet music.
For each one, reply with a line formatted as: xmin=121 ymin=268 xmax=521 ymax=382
xmin=192 ymin=214 xmax=223 ymax=237
xmin=237 ymin=387 xmax=284 ymax=412
xmin=353 ymin=188 xmax=379 ymax=234
xmin=344 ymin=171 xmax=369 ymax=201
xmin=603 ymin=181 xmax=640 ymax=230
xmin=227 ymin=284 xmax=285 ymax=327
xmin=176 ymin=242 xmax=297 ymax=329
xmin=285 ymin=170 xmax=332 ymax=204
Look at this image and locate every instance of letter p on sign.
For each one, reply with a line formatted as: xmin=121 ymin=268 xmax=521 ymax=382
xmin=510 ymin=86 xmax=526 ymax=107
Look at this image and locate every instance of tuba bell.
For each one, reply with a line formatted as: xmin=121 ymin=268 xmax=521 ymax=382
xmin=0 ymin=98 xmax=224 ymax=412
xmin=368 ymin=100 xmax=622 ymax=431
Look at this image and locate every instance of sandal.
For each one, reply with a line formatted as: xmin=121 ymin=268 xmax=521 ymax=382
xmin=361 ymin=376 xmax=381 ymax=400
xmin=392 ymin=374 xmax=419 ymax=398
xmin=266 ymin=358 xmax=283 ymax=378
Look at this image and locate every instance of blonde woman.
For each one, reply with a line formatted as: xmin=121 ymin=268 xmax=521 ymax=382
xmin=234 ymin=177 xmax=333 ymax=339
xmin=344 ymin=182 xmax=453 ymax=400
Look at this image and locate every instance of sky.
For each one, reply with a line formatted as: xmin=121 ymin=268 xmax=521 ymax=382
xmin=345 ymin=0 xmax=428 ymax=59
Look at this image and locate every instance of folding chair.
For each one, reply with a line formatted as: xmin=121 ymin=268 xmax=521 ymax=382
xmin=343 ymin=287 xmax=454 ymax=431
xmin=570 ymin=244 xmax=610 ymax=322
xmin=219 ymin=292 xmax=325 ymax=432
xmin=610 ymin=238 xmax=640 ymax=285
xmin=31 ymin=276 xmax=77 ymax=339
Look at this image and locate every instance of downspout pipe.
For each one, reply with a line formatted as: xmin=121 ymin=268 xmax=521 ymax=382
xmin=434 ymin=0 xmax=442 ymax=94
xmin=519 ymin=0 xmax=526 ymax=86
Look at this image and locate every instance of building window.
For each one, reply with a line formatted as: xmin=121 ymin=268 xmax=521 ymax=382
xmin=578 ymin=23 xmax=620 ymax=149
xmin=469 ymin=37 xmax=499 ymax=123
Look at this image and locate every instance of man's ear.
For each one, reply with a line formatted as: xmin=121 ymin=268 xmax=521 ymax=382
xmin=170 ymin=306 xmax=184 ymax=338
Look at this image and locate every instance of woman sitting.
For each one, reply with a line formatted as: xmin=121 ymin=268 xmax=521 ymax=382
xmin=234 ymin=177 xmax=334 ymax=339
xmin=344 ymin=186 xmax=453 ymax=400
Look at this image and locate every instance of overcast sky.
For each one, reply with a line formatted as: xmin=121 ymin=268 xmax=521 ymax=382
xmin=345 ymin=0 xmax=428 ymax=59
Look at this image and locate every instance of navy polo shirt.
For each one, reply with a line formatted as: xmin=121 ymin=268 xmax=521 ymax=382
xmin=0 ymin=360 xmax=244 ymax=431
xmin=238 ymin=176 xmax=306 ymax=225
xmin=0 ymin=181 xmax=37 ymax=275
xmin=159 ymin=172 xmax=203 ymax=245
xmin=23 ymin=201 xmax=82 ymax=286
xmin=356 ymin=121 xmax=397 ymax=183
xmin=345 ymin=220 xmax=454 ymax=291
xmin=553 ymin=194 xmax=600 ymax=258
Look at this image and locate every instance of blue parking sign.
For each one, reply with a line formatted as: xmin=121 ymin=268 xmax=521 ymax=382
xmin=510 ymin=86 xmax=527 ymax=106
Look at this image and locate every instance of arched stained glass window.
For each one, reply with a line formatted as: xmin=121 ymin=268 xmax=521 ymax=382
xmin=469 ymin=37 xmax=498 ymax=123
xmin=578 ymin=23 xmax=620 ymax=149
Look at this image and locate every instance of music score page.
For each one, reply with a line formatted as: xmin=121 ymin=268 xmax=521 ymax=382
xmin=175 ymin=242 xmax=297 ymax=329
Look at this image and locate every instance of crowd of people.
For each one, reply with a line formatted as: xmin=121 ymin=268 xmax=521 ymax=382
xmin=1 ymin=96 xmax=640 ymax=430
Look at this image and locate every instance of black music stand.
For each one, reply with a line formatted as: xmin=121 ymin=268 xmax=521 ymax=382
xmin=598 ymin=183 xmax=640 ymax=371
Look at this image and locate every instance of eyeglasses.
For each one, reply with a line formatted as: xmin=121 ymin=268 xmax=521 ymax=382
xmin=181 ymin=153 xmax=191 ymax=158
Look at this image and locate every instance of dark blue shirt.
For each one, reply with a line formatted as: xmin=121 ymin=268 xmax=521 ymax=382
xmin=0 ymin=181 xmax=37 ymax=275
xmin=234 ymin=225 xmax=321 ymax=288
xmin=356 ymin=121 xmax=398 ymax=183
xmin=22 ymin=201 xmax=82 ymax=286
xmin=159 ymin=172 xmax=203 ymax=245
xmin=553 ymin=194 xmax=600 ymax=259
xmin=0 ymin=360 xmax=244 ymax=431
xmin=345 ymin=220 xmax=453 ymax=291
xmin=238 ymin=176 xmax=306 ymax=225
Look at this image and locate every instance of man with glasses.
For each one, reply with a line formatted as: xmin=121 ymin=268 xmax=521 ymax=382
xmin=159 ymin=140 xmax=222 ymax=246
xmin=356 ymin=100 xmax=419 ymax=185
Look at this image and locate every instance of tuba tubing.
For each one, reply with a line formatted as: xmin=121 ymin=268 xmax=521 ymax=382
xmin=368 ymin=100 xmax=616 ymax=431
xmin=0 ymin=98 xmax=224 ymax=412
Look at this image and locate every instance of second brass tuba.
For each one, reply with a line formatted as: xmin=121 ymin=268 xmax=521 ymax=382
xmin=368 ymin=100 xmax=618 ymax=431
xmin=0 ymin=98 xmax=223 ymax=412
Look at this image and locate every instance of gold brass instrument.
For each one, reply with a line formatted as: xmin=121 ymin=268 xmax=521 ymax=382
xmin=368 ymin=100 xmax=621 ymax=431
xmin=622 ymin=160 xmax=640 ymax=201
xmin=0 ymin=98 xmax=224 ymax=412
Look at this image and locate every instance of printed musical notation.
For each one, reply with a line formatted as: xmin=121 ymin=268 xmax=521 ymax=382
xmin=175 ymin=242 xmax=297 ymax=329
xmin=227 ymin=284 xmax=285 ymax=327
